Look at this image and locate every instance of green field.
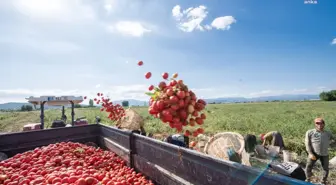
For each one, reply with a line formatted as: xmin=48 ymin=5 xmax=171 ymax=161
xmin=1 ymin=101 xmax=336 ymax=156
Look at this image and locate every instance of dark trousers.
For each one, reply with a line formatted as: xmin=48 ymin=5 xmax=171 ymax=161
xmin=272 ymin=132 xmax=285 ymax=150
xmin=305 ymin=153 xmax=329 ymax=182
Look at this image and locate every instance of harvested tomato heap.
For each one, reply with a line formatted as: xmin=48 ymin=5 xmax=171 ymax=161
xmin=146 ymin=72 xmax=207 ymax=137
xmin=0 ymin=142 xmax=153 ymax=185
xmin=84 ymin=93 xmax=126 ymax=122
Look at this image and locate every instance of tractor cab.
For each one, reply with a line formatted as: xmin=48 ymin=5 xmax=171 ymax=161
xmin=24 ymin=96 xmax=86 ymax=131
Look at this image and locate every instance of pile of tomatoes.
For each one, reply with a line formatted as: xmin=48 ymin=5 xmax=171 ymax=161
xmin=84 ymin=93 xmax=126 ymax=122
xmin=0 ymin=142 xmax=153 ymax=185
xmin=145 ymin=71 xmax=207 ymax=137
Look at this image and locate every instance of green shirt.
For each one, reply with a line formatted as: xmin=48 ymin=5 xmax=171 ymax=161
xmin=305 ymin=129 xmax=335 ymax=156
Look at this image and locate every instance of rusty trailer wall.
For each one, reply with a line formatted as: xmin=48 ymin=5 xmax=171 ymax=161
xmin=0 ymin=124 xmax=311 ymax=185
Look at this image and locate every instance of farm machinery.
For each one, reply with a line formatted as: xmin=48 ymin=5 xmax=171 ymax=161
xmin=24 ymin=96 xmax=88 ymax=131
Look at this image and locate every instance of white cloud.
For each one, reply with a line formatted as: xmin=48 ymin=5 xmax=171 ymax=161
xmin=331 ymin=38 xmax=336 ymax=45
xmin=95 ymin=84 xmax=101 ymax=88
xmin=211 ymin=16 xmax=236 ymax=30
xmin=10 ymin=0 xmax=95 ymax=23
xmin=107 ymin=21 xmax=152 ymax=37
xmin=104 ymin=0 xmax=117 ymax=14
xmin=172 ymin=5 xmax=183 ymax=21
xmin=171 ymin=5 xmax=236 ymax=33
xmin=172 ymin=5 xmax=208 ymax=32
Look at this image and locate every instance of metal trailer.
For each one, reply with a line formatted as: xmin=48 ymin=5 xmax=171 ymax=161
xmin=0 ymin=124 xmax=312 ymax=185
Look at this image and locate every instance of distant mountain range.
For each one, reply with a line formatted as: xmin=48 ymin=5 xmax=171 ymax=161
xmin=0 ymin=94 xmax=320 ymax=110
xmin=204 ymin=94 xmax=320 ymax=104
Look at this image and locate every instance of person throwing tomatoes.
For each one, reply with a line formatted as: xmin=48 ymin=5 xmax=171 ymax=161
xmin=305 ymin=118 xmax=335 ymax=184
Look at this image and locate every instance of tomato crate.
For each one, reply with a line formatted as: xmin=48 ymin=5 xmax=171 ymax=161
xmin=0 ymin=124 xmax=312 ymax=185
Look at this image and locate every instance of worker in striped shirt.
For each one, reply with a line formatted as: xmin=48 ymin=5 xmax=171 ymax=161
xmin=305 ymin=118 xmax=335 ymax=184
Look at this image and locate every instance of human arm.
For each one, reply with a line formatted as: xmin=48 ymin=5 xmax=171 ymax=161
xmin=262 ymin=132 xmax=272 ymax=146
xmin=305 ymin=130 xmax=313 ymax=155
xmin=305 ymin=130 xmax=316 ymax=160
xmin=262 ymin=139 xmax=266 ymax=146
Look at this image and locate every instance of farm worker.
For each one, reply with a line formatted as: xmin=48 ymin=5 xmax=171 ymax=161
xmin=260 ymin=131 xmax=285 ymax=150
xmin=305 ymin=118 xmax=335 ymax=184
xmin=164 ymin=134 xmax=189 ymax=148
xmin=244 ymin=134 xmax=258 ymax=153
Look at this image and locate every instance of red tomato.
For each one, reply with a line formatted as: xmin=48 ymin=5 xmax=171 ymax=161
xmin=68 ymin=176 xmax=79 ymax=183
xmin=176 ymin=91 xmax=186 ymax=99
xmin=195 ymin=117 xmax=203 ymax=125
xmin=1 ymin=141 xmax=152 ymax=185
xmin=52 ymin=177 xmax=62 ymax=183
xmin=145 ymin=72 xmax=152 ymax=79
xmin=75 ymin=178 xmax=87 ymax=185
xmin=162 ymin=72 xmax=169 ymax=79
xmin=61 ymin=177 xmax=69 ymax=183
xmin=0 ymin=175 xmax=8 ymax=181
xmin=184 ymin=130 xmax=191 ymax=136
xmin=85 ymin=177 xmax=98 ymax=185
xmin=158 ymin=81 xmax=166 ymax=89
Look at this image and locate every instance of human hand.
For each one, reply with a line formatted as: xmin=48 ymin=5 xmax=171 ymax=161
xmin=309 ymin=153 xmax=316 ymax=160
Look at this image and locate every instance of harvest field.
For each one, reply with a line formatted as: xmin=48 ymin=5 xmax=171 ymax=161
xmin=1 ymin=100 xmax=336 ymax=183
xmin=1 ymin=101 xmax=336 ymax=156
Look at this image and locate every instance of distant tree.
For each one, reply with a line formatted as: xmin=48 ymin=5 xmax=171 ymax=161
xmin=74 ymin=104 xmax=82 ymax=108
xmin=122 ymin=101 xmax=129 ymax=107
xmin=21 ymin=105 xmax=33 ymax=111
xmin=89 ymin=99 xmax=94 ymax=107
xmin=319 ymin=90 xmax=336 ymax=101
xmin=26 ymin=105 xmax=33 ymax=111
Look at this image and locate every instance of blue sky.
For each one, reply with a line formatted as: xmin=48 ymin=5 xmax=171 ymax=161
xmin=0 ymin=0 xmax=335 ymax=103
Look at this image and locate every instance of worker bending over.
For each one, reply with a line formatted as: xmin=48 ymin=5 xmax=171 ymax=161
xmin=305 ymin=118 xmax=335 ymax=184
xmin=260 ymin=131 xmax=285 ymax=150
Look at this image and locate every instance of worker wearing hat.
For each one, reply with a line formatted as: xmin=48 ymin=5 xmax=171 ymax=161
xmin=305 ymin=118 xmax=335 ymax=184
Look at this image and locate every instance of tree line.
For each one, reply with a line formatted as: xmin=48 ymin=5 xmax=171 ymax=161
xmin=319 ymin=90 xmax=336 ymax=101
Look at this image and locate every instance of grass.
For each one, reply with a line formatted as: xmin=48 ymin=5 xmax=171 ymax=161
xmin=1 ymin=101 xmax=336 ymax=156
